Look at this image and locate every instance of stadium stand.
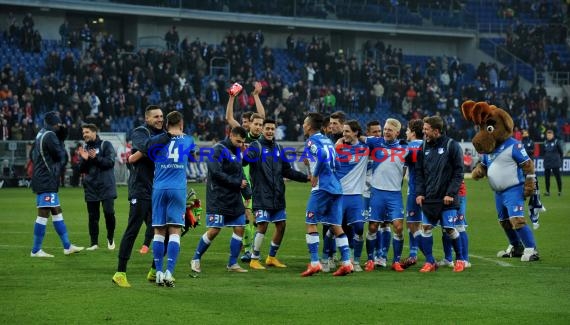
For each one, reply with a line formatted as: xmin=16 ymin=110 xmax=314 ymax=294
xmin=0 ymin=1 xmax=567 ymax=148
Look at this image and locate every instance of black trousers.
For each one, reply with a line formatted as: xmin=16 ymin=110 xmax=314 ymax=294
xmin=544 ymin=168 xmax=562 ymax=193
xmin=117 ymin=198 xmax=152 ymax=272
xmin=87 ymin=199 xmax=116 ymax=246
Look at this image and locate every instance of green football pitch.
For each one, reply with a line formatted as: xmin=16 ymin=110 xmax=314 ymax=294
xmin=1 ymin=178 xmax=569 ymax=324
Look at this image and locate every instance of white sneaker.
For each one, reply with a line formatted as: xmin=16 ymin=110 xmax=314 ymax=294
xmin=374 ymin=257 xmax=387 ymax=268
xmin=190 ymin=259 xmax=201 ymax=273
xmin=320 ymin=259 xmax=331 ymax=273
xmin=155 ymin=271 xmax=164 ymax=286
xmin=352 ymin=263 xmax=363 ymax=272
xmin=31 ymin=249 xmax=54 ymax=258
xmin=64 ymin=244 xmax=85 ymax=255
xmin=86 ymin=245 xmax=99 ymax=251
xmin=107 ymin=240 xmax=115 ymax=250
xmin=436 ymin=259 xmax=455 ymax=268
xmin=164 ymin=270 xmax=175 ymax=287
xmin=464 ymin=261 xmax=472 ymax=268
xmin=497 ymin=244 xmax=514 ymax=258
xmin=226 ymin=263 xmax=248 ymax=273
xmin=521 ymin=248 xmax=540 ymax=262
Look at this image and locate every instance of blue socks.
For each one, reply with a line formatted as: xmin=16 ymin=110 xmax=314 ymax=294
xmin=421 ymin=231 xmax=435 ymax=264
xmin=32 ymin=217 xmax=47 ymax=253
xmin=269 ymin=241 xmax=279 ymax=257
xmin=335 ymin=234 xmax=351 ymax=264
xmin=366 ymin=232 xmax=377 ymax=261
xmin=442 ymin=233 xmax=453 ymax=261
xmin=166 ymin=234 xmax=180 ymax=274
xmin=306 ymin=232 xmax=320 ymax=263
xmin=152 ymin=234 xmax=165 ymax=272
xmin=193 ymin=233 xmax=211 ymax=260
xmin=408 ymin=229 xmax=419 ymax=258
xmin=52 ymin=214 xmax=70 ymax=250
xmin=380 ymin=227 xmax=391 ymax=259
xmin=459 ymin=230 xmax=469 ymax=261
xmin=228 ymin=233 xmax=243 ymax=266
xmin=515 ymin=226 xmax=536 ymax=249
xmin=392 ymin=234 xmax=403 ymax=263
xmin=504 ymin=226 xmax=522 ymax=246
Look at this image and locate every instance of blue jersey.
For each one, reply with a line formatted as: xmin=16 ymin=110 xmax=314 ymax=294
xmin=305 ymin=132 xmax=342 ymax=195
xmin=406 ymin=139 xmax=423 ymax=195
xmin=336 ymin=141 xmax=369 ymax=195
xmin=153 ymin=135 xmax=195 ymax=190
xmin=366 ymin=137 xmax=408 ymax=191
xmin=481 ymin=137 xmax=530 ymax=192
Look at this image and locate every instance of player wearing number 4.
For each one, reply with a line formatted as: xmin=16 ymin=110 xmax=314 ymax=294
xmin=147 ymin=111 xmax=194 ymax=287
xmin=242 ymin=118 xmax=309 ymax=270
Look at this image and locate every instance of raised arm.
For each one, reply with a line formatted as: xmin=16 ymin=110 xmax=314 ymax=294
xmin=252 ymin=81 xmax=265 ymax=118
xmin=225 ymin=94 xmax=241 ymax=128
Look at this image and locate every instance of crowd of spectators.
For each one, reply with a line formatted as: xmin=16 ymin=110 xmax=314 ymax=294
xmin=500 ymin=1 xmax=568 ymax=72
xmin=0 ymin=10 xmax=568 ymax=145
xmin=5 ymin=12 xmax=42 ymax=53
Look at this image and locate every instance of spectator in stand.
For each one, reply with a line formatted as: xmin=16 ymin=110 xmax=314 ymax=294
xmin=80 ymin=23 xmax=92 ymax=53
xmin=59 ymin=20 xmax=70 ymax=47
xmin=0 ymin=118 xmax=9 ymax=140
xmin=563 ymin=122 xmax=570 ymax=142
xmin=165 ymin=26 xmax=179 ymax=52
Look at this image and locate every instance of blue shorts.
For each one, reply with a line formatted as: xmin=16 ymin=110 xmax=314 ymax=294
xmin=362 ymin=196 xmax=371 ymax=222
xmin=342 ymin=195 xmax=365 ymax=225
xmin=422 ymin=208 xmax=457 ymax=229
xmin=369 ymin=188 xmax=404 ymax=223
xmin=495 ymin=184 xmax=525 ymax=221
xmin=455 ymin=195 xmax=468 ymax=227
xmin=36 ymin=192 xmax=60 ymax=208
xmin=152 ymin=188 xmax=185 ymax=227
xmin=406 ymin=193 xmax=422 ymax=223
xmin=306 ymin=190 xmax=342 ymax=226
xmin=206 ymin=213 xmax=246 ymax=228
xmin=255 ymin=209 xmax=286 ymax=223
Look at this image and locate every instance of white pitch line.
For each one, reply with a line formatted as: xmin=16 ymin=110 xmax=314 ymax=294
xmin=470 ymin=254 xmax=513 ymax=267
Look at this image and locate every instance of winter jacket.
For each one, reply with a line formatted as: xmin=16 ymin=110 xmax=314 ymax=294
xmin=127 ymin=124 xmax=164 ymax=201
xmin=543 ymin=137 xmax=564 ymax=169
xmin=79 ymin=136 xmax=117 ymax=202
xmin=206 ymin=138 xmax=251 ymax=217
xmin=244 ymin=136 xmax=308 ymax=211
xmin=415 ymin=135 xmax=463 ymax=210
xmin=31 ymin=127 xmax=67 ymax=194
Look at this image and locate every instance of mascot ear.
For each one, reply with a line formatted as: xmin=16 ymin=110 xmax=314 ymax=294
xmin=461 ymin=100 xmax=476 ymax=121
xmin=472 ymin=101 xmax=494 ymax=125
xmin=496 ymin=109 xmax=514 ymax=133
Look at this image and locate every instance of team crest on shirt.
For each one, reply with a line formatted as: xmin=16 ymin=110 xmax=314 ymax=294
xmin=310 ymin=144 xmax=318 ymax=154
xmin=513 ymin=205 xmax=524 ymax=213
